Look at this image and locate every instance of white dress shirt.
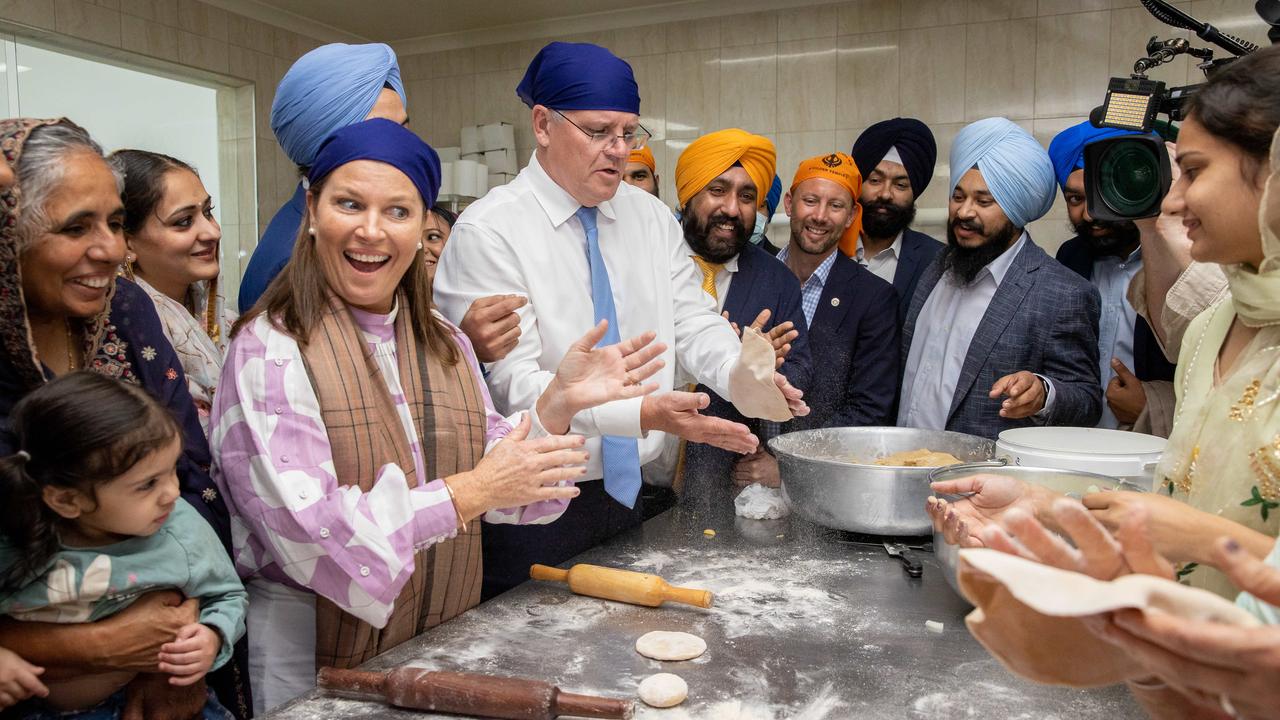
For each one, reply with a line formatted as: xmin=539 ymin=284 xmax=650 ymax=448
xmin=434 ymin=153 xmax=743 ymax=481
xmin=898 ymin=234 xmax=1056 ymax=429
xmin=855 ymin=231 xmax=903 ymax=285
xmin=1092 ymin=247 xmax=1142 ymax=429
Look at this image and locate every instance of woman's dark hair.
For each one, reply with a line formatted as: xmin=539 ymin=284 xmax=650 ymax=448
xmin=1186 ymin=43 xmax=1280 ymax=181
xmin=107 ymin=149 xmax=198 ymax=236
xmin=0 ymin=372 xmax=180 ymax=592
xmin=429 ymin=205 xmax=457 ymax=228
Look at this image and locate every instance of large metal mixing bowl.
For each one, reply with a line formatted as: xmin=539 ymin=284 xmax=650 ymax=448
xmin=930 ymin=463 xmax=1147 ymax=601
xmin=769 ymin=427 xmax=995 ymax=535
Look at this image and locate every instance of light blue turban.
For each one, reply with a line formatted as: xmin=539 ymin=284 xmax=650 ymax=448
xmin=949 ymin=117 xmax=1056 ymax=228
xmin=270 ymin=43 xmax=406 ymax=167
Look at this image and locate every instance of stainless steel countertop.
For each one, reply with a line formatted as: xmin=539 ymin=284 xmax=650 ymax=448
xmin=267 ymin=505 xmax=1144 ymax=719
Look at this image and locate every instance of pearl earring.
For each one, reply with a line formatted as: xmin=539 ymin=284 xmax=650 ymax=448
xmin=416 ymin=241 xmax=424 ymax=251
xmin=308 ymin=227 xmax=316 ymax=236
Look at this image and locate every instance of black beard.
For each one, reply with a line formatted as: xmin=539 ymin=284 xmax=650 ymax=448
xmin=1071 ymin=218 xmax=1140 ymax=257
xmin=861 ymin=198 xmax=917 ymax=239
xmin=683 ymin=210 xmax=750 ymax=263
xmin=942 ymin=218 xmax=1019 ymax=284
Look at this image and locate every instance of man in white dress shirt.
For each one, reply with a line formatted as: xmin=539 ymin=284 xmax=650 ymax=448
xmin=898 ymin=117 xmax=1102 ymax=440
xmin=435 ymin=42 xmax=805 ymax=597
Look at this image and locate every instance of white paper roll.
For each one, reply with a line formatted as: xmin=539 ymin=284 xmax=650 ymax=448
xmin=481 ymin=122 xmax=515 ymax=151
xmin=460 ymin=125 xmax=481 ymax=155
xmin=454 ymin=160 xmax=479 ymax=199
xmin=436 ymin=146 xmax=461 ymax=163
xmin=440 ymin=162 xmax=455 ymax=198
xmin=484 ymin=148 xmax=516 ymax=175
xmin=473 ymin=163 xmax=489 ymax=198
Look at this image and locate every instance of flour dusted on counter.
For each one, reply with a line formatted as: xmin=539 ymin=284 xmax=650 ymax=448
xmin=734 ymin=483 xmax=789 ymax=520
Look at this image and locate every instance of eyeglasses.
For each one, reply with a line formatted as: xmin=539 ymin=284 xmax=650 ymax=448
xmin=553 ymin=109 xmax=651 ymax=151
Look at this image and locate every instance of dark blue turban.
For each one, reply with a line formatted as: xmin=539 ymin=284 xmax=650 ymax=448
xmin=851 ymin=118 xmax=938 ymax=197
xmin=308 ymin=118 xmax=441 ymax=209
xmin=1047 ymin=120 xmax=1141 ymax=189
xmin=516 ymin=42 xmax=640 ymax=114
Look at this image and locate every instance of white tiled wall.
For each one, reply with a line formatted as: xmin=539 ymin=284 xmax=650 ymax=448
xmin=402 ymin=0 xmax=1270 ymax=252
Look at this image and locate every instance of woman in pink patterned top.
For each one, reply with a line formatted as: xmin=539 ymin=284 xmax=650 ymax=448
xmin=210 ymin=118 xmax=665 ymax=713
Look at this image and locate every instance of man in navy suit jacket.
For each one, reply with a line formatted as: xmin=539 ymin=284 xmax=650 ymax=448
xmin=851 ymin=118 xmax=945 ymax=319
xmin=672 ymin=133 xmax=811 ymax=507
xmin=731 ymin=152 xmax=900 ymax=489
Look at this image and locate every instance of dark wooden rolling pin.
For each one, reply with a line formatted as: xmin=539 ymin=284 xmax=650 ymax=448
xmin=317 ymin=667 xmax=633 ymax=719
xmin=530 ymin=563 xmax=713 ymax=609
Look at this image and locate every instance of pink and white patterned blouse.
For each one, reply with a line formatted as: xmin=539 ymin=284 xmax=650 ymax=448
xmin=210 ymin=304 xmax=567 ymax=628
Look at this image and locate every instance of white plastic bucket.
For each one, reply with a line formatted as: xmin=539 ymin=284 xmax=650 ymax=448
xmin=995 ymin=427 xmax=1166 ymax=489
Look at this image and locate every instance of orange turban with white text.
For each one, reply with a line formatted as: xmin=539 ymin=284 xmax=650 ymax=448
xmin=789 ymin=152 xmax=863 ymax=256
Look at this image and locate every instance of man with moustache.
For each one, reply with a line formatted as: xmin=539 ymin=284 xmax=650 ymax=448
xmin=623 ymin=145 xmax=659 ymax=196
xmin=732 ymin=152 xmax=901 ymax=489
xmin=671 ymin=129 xmax=810 ymax=502
xmin=899 ymin=117 xmax=1102 ymax=439
xmin=434 ymin=44 xmax=806 ymax=597
xmin=850 ymin=118 xmax=944 ymax=319
xmin=1048 ymin=121 xmax=1178 ymax=430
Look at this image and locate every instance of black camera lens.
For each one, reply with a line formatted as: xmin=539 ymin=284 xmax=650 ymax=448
xmin=1098 ymin=143 xmax=1161 ymax=215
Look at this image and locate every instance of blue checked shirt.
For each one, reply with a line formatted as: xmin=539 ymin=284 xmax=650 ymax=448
xmin=777 ymin=246 xmax=839 ymax=328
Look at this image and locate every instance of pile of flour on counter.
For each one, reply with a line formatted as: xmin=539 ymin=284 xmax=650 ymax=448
xmin=734 ymin=483 xmax=789 ymax=520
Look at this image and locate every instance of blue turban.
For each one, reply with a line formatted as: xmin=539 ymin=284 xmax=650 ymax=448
xmin=516 ymin=42 xmax=640 ymax=114
xmin=764 ymin=175 xmax=782 ymax=220
xmin=851 ymin=118 xmax=937 ymax=196
xmin=308 ymin=119 xmax=441 ymax=209
xmin=271 ymin=43 xmax=405 ymax=167
xmin=949 ymin=117 xmax=1056 ymax=229
xmin=1047 ymin=120 xmax=1140 ymax=189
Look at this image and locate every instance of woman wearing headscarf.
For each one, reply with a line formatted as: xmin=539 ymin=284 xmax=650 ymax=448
xmin=213 ymin=118 xmax=665 ymax=712
xmin=237 ymin=42 xmax=407 ymax=313
xmin=110 ymin=149 xmax=232 ymax=437
xmin=930 ymin=44 xmax=1280 ymax=600
xmin=0 ymin=118 xmax=250 ymax=717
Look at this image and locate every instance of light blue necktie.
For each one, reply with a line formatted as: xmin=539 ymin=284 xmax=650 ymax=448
xmin=575 ymin=206 xmax=642 ymax=508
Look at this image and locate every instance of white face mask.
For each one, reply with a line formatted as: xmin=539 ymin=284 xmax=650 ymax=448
xmin=749 ymin=211 xmax=770 ymax=245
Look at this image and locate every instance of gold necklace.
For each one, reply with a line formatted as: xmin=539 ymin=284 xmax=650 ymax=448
xmin=65 ymin=320 xmax=79 ymax=372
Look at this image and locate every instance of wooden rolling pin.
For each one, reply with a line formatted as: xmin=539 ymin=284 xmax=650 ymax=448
xmin=317 ymin=667 xmax=633 ymax=720
xmin=530 ymin=563 xmax=713 ymax=609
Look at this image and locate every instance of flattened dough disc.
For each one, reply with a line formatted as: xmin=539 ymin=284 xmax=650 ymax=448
xmin=635 ymin=630 xmax=707 ymax=661
xmin=638 ymin=673 xmax=688 ymax=708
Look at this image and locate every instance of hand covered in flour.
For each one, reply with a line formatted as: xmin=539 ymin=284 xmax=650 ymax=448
xmin=449 ymin=415 xmax=585 ymax=521
xmin=537 ymin=320 xmax=666 ymax=435
xmin=641 ymin=391 xmax=758 ymax=455
xmin=773 ymin=372 xmax=808 ymax=417
xmin=979 ymin=499 xmax=1175 ymax=582
xmin=927 ymin=473 xmax=1054 ymax=548
xmin=722 ymin=308 xmax=798 ymax=368
xmin=1094 ymin=537 xmax=1280 ymax=720
xmin=732 ymin=449 xmax=780 ymax=490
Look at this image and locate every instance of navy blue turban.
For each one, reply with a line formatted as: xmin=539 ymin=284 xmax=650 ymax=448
xmin=1047 ymin=120 xmax=1141 ymax=189
xmin=851 ymin=118 xmax=937 ymax=197
xmin=516 ymin=42 xmax=640 ymax=114
xmin=308 ymin=118 xmax=441 ymax=209
xmin=271 ymin=43 xmax=405 ymax=167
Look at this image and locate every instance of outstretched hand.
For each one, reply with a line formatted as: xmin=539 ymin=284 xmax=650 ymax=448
xmin=537 ymin=320 xmax=667 ymax=435
xmin=723 ymin=309 xmax=798 ymax=368
xmin=641 ymin=391 xmax=758 ymax=454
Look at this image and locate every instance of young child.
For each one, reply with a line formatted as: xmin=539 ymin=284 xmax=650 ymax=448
xmin=0 ymin=372 xmax=246 ymax=718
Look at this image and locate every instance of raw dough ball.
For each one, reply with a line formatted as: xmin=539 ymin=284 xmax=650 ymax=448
xmin=638 ymin=673 xmax=688 ymax=708
xmin=734 ymin=483 xmax=789 ymax=520
xmin=635 ymin=630 xmax=707 ymax=661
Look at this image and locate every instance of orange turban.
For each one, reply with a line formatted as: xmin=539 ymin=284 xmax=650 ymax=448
xmin=628 ymin=145 xmax=656 ymax=173
xmin=789 ymin=152 xmax=863 ymax=257
xmin=674 ymin=129 xmax=776 ymax=209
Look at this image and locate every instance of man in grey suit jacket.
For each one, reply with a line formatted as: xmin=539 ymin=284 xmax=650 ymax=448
xmin=899 ymin=118 xmax=1101 ymax=440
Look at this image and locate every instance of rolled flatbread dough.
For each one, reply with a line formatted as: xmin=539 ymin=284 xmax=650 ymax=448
xmin=728 ymin=326 xmax=792 ymax=422
xmin=638 ymin=673 xmax=688 ymax=708
xmin=734 ymin=483 xmax=789 ymax=520
xmin=958 ymin=548 xmax=1260 ymax=688
xmin=635 ymin=631 xmax=707 ymax=661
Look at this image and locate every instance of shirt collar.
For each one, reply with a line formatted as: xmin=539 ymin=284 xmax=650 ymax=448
xmin=348 ymin=298 xmax=399 ymax=343
xmin=778 ymin=245 xmax=838 ymax=288
xmin=985 ymin=231 xmax=1029 ymax=286
xmin=526 ymin=152 xmax=618 ymax=228
xmin=856 ymin=231 xmax=904 ymax=261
